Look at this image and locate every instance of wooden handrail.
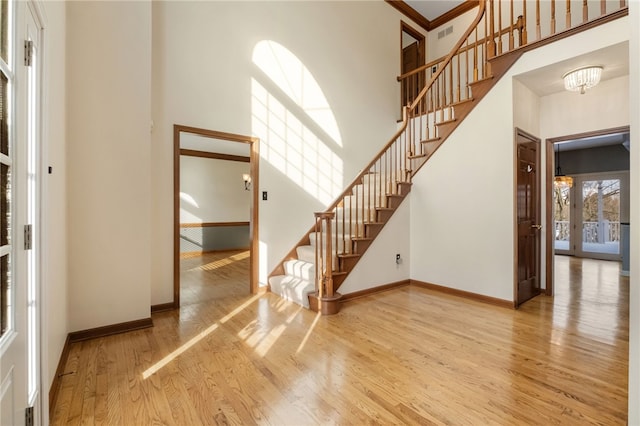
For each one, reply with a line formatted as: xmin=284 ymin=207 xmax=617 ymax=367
xmin=398 ymin=19 xmax=524 ymax=83
xmin=399 ymin=0 xmax=626 ymax=106
xmin=307 ymin=1 xmax=487 ymax=310
xmin=408 ymin=1 xmax=487 ymax=111
xmin=269 ymin=0 xmax=628 ymax=314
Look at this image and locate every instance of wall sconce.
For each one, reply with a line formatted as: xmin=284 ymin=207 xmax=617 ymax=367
xmin=242 ymin=173 xmax=252 ymax=190
xmin=562 ymin=66 xmax=603 ymax=94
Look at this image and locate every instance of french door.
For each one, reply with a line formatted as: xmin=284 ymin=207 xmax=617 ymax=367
xmin=0 ymin=1 xmax=42 ymax=424
xmin=553 ymin=172 xmax=627 ymax=261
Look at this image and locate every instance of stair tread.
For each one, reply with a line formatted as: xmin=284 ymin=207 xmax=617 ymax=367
xmin=469 ymin=75 xmax=495 ymax=86
xmin=338 ymin=253 xmax=361 ymax=259
xmin=436 ymin=117 xmax=457 ymax=126
xmin=421 ymin=137 xmax=441 ymax=143
xmin=451 ymin=98 xmax=474 ymax=107
xmin=269 ymin=275 xmax=315 ymax=308
xmin=408 ymin=154 xmax=428 ymax=159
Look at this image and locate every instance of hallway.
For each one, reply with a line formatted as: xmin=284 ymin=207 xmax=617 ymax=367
xmin=51 ymin=257 xmax=628 ymax=424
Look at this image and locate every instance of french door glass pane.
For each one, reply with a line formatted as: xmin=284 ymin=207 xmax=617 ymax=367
xmin=1 ymin=161 xmax=8 ymax=337
xmin=0 ymin=72 xmax=7 ymax=156
xmin=1 ymin=162 xmax=8 ymax=247
xmin=553 ymin=184 xmax=570 ymax=251
xmin=0 ymin=0 xmax=6 ymax=63
xmin=581 ymin=179 xmax=620 ymax=255
xmin=1 ymin=254 xmax=8 ymax=335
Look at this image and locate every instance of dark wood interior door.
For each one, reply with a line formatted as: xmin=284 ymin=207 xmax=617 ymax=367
xmin=401 ymin=41 xmax=423 ymax=107
xmin=516 ymin=130 xmax=541 ymax=307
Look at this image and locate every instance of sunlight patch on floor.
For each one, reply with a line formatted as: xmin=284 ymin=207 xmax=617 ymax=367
xmin=296 ymin=311 xmax=322 ymax=354
xmin=142 ymin=294 xmax=261 ymax=380
xmin=186 ymin=250 xmax=250 ymax=272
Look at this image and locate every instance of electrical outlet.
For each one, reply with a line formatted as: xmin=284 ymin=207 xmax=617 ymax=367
xmin=262 ymin=191 xmax=268 ymax=201
xmin=396 ymin=253 xmax=401 ymax=264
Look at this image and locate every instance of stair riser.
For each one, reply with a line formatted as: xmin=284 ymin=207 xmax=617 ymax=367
xmin=268 ymin=275 xmax=315 ymax=309
xmin=343 ymin=194 xmax=389 ymax=209
xmin=386 ymin=196 xmax=404 ymax=209
xmin=296 ymin=245 xmax=339 ymax=267
xmin=308 ymin=234 xmax=353 ymax=253
xmin=376 ymin=209 xmax=394 ymax=222
xmin=283 ymin=260 xmax=315 ymax=281
xmin=322 ymin=222 xmax=365 ymax=237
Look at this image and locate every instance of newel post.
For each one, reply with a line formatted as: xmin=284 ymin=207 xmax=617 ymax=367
xmin=313 ymin=211 xmax=342 ymax=315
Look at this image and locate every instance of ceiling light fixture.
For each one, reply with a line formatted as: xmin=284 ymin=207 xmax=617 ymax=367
xmin=554 ymin=144 xmax=573 ymax=188
xmin=562 ymin=66 xmax=603 ymax=94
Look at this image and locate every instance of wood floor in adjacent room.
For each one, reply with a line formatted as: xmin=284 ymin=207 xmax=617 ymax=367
xmin=51 ymin=255 xmax=628 ymax=425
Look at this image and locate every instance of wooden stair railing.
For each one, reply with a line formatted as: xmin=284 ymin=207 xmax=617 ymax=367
xmin=304 ymin=0 xmax=489 ymax=314
xmin=268 ymin=0 xmax=628 ymax=315
xmin=400 ymin=0 xmax=628 ymax=115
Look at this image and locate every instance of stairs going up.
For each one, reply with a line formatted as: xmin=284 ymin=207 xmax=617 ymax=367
xmin=267 ymin=0 xmax=626 ymax=314
xmin=268 ymin=176 xmax=412 ymax=309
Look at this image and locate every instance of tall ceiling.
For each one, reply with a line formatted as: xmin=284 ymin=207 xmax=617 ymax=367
xmin=404 ymin=0 xmax=465 ymax=21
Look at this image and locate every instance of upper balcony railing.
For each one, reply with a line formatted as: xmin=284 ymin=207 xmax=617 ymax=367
xmin=312 ymin=0 xmax=628 ymax=310
xmin=399 ymin=0 xmax=628 ymax=113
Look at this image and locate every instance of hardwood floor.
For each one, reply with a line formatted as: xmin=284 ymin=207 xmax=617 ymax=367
xmin=179 ymin=250 xmax=251 ymax=306
xmin=51 ymin=256 xmax=628 ymax=425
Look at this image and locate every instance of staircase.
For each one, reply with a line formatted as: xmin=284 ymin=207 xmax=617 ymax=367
xmin=268 ymin=0 xmax=628 ymax=314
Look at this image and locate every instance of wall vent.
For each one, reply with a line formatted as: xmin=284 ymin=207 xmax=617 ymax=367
xmin=438 ymin=26 xmax=454 ymax=39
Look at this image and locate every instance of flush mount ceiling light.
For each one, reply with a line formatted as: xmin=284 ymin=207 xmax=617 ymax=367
xmin=562 ymin=66 xmax=603 ymax=94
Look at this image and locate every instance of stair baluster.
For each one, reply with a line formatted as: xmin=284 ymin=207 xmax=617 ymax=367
xmin=268 ymin=0 xmax=628 ymax=314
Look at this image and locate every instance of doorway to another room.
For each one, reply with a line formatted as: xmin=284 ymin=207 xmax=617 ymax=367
xmin=400 ymin=22 xmax=425 ymax=108
xmin=173 ymin=125 xmax=259 ymax=308
xmin=545 ymin=126 xmax=630 ymax=295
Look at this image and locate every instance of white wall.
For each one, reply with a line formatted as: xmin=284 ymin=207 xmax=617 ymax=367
xmin=151 ymin=1 xmax=420 ymax=304
xmin=628 ymin=0 xmax=639 ymax=423
xmin=427 ymin=8 xmax=477 ymax=60
xmin=339 ymin=199 xmax=410 ymax=294
xmin=66 ymin=2 xmax=152 ymax=330
xmin=410 ymin=16 xmax=629 ymax=302
xmin=513 ymin=79 xmax=540 ymax=135
xmin=540 ymin=75 xmax=629 ymax=137
xmin=410 ymin=77 xmax=515 ymax=301
xmin=180 ymin=157 xmax=250 ymax=223
xmin=41 ymin=0 xmax=68 ymax=395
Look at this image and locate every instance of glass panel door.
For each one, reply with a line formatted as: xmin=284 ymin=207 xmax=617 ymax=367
xmin=553 ymin=184 xmax=572 ymax=254
xmin=579 ymin=179 xmax=620 ymax=257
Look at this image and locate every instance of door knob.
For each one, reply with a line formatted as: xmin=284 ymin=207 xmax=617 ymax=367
xmin=531 ymin=224 xmax=542 ymax=230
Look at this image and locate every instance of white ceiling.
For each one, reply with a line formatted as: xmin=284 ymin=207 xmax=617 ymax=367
xmin=514 ymin=41 xmax=629 ymax=97
xmin=180 ymin=132 xmax=250 ymax=156
xmin=404 ymin=0 xmax=465 ymax=21
xmin=556 ymin=131 xmax=629 ymax=151
xmin=515 ymin=41 xmax=630 ymax=152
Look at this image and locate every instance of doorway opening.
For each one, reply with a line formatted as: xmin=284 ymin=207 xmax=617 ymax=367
xmin=173 ymin=125 xmax=259 ymax=308
xmin=401 ymin=21 xmax=425 ymax=108
xmin=545 ymin=126 xmax=630 ymax=296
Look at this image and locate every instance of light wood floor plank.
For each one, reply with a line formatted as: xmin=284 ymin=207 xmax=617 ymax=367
xmin=51 ymin=254 xmax=628 ymax=425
